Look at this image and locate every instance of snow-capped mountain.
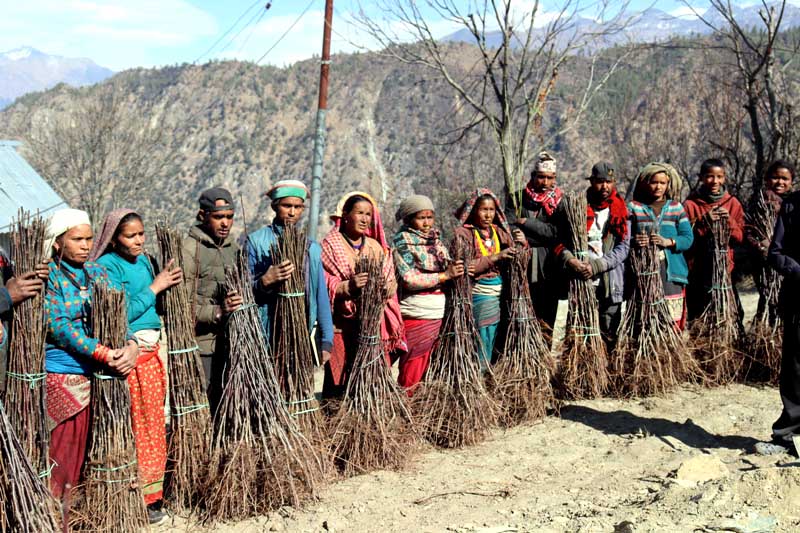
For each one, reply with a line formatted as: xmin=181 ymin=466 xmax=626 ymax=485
xmin=0 ymin=46 xmax=113 ymax=109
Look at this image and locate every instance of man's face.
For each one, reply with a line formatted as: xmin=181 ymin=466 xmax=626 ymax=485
xmin=273 ymin=197 xmax=306 ymax=225
xmin=202 ymin=199 xmax=235 ymax=241
xmin=531 ymin=172 xmax=556 ymax=192
xmin=589 ymin=177 xmax=614 ymax=200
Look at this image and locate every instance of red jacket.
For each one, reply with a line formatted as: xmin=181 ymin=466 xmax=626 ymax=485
xmin=683 ymin=191 xmax=744 ymax=274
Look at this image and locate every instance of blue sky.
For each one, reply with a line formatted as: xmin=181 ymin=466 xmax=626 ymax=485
xmin=0 ymin=0 xmax=746 ymax=71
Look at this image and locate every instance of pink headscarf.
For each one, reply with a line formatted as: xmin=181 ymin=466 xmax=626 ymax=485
xmin=89 ymin=208 xmax=138 ymax=261
xmin=329 ymin=191 xmax=390 ymax=249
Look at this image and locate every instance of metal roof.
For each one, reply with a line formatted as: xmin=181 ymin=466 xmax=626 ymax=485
xmin=0 ymin=140 xmax=66 ymax=232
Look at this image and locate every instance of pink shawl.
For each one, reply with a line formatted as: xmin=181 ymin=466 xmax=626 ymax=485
xmin=89 ymin=208 xmax=138 ymax=261
xmin=322 ymin=192 xmax=407 ymax=354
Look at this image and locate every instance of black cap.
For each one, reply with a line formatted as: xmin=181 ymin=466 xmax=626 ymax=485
xmin=198 ymin=187 xmax=234 ymax=212
xmin=588 ymin=162 xmax=615 ymax=181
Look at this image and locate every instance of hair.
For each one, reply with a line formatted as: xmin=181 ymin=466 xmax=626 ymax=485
xmin=765 ymin=159 xmax=796 ymax=181
xmin=341 ymin=195 xmax=372 ymax=216
xmin=699 ymin=158 xmax=726 ymax=176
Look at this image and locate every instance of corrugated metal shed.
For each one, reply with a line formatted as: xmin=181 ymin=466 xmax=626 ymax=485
xmin=0 ymin=140 xmax=66 ymax=232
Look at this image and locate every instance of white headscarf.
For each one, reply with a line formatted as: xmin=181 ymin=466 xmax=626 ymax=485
xmin=45 ymin=208 xmax=91 ymax=258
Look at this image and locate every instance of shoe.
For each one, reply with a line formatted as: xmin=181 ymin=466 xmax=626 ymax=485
xmin=147 ymin=505 xmax=169 ymax=525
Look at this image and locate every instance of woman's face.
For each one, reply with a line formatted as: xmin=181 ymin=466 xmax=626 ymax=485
xmin=700 ymin=166 xmax=726 ymax=195
xmin=114 ymin=219 xmax=145 ymax=261
xmin=472 ymin=199 xmax=496 ymax=230
xmin=343 ymin=200 xmax=373 ymax=238
xmin=647 ymin=172 xmax=670 ymax=201
xmin=55 ymin=224 xmax=93 ymax=265
xmin=409 ymin=210 xmax=435 ymax=235
xmin=765 ymin=167 xmax=793 ymax=195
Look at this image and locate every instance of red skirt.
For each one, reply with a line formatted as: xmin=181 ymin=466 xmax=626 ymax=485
xmin=127 ymin=346 xmax=167 ymax=505
xmin=397 ymin=318 xmax=442 ymax=394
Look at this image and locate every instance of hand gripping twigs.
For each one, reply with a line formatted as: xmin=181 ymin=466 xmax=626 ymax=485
xmin=156 ymin=223 xmax=212 ymax=511
xmin=4 ymin=210 xmax=49 ymax=473
xmin=270 ymin=225 xmax=325 ymax=443
xmin=489 ymin=247 xmax=557 ymax=426
xmin=412 ymin=236 xmax=498 ymax=448
xmin=688 ymin=216 xmax=743 ymax=385
xmin=0 ymin=398 xmax=60 ymax=533
xmin=204 ymin=255 xmax=322 ymax=522
xmin=78 ymin=283 xmax=147 ymax=532
xmin=328 ymin=255 xmax=419 ymax=476
xmin=611 ymin=238 xmax=701 ymax=398
xmin=743 ymin=190 xmax=783 ymax=383
xmin=557 ymin=192 xmax=609 ymax=400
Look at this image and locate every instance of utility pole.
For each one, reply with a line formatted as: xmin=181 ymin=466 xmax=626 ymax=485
xmin=307 ymin=0 xmax=333 ymax=241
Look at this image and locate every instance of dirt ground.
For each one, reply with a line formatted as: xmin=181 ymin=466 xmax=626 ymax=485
xmin=163 ymin=290 xmax=797 ymax=533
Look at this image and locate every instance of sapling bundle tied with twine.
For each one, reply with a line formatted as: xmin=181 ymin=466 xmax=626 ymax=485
xmin=270 ymin=224 xmax=324 ymax=439
xmin=3 ymin=210 xmax=49 ymax=473
xmin=79 ymin=283 xmax=147 ymax=532
xmin=689 ymin=215 xmax=742 ymax=385
xmin=611 ymin=236 xmax=699 ymax=397
xmin=156 ymin=224 xmax=211 ymax=510
xmin=412 ymin=235 xmax=497 ymax=448
xmin=0 ymin=399 xmax=59 ymax=533
xmin=328 ymin=255 xmax=418 ymax=476
xmin=204 ymin=257 xmax=322 ymax=522
xmin=743 ymin=190 xmax=783 ymax=383
xmin=558 ymin=192 xmax=609 ymax=400
xmin=490 ymin=247 xmax=556 ymax=426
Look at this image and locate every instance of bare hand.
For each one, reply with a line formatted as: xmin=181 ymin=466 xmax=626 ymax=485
xmin=348 ymin=272 xmax=369 ymax=293
xmin=494 ymin=247 xmax=518 ymax=262
xmin=650 ymin=235 xmax=670 ymax=248
xmin=568 ymin=258 xmax=593 ymax=280
xmin=634 ymin=234 xmax=650 ymax=248
xmin=150 ymin=259 xmax=183 ymax=294
xmin=322 ymin=350 xmax=331 ymax=364
xmin=107 ymin=341 xmax=139 ymax=376
xmin=467 ymin=260 xmax=477 ymax=276
xmin=260 ymin=260 xmax=294 ymax=287
xmin=223 ymin=290 xmax=244 ymax=313
xmin=6 ymin=271 xmax=44 ymax=305
xmin=512 ymin=228 xmax=527 ymax=246
xmin=443 ymin=260 xmax=465 ymax=281
xmin=716 ymin=206 xmax=729 ymax=218
xmin=34 ymin=260 xmax=50 ymax=280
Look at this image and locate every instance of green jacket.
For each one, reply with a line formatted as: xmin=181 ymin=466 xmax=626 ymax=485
xmin=182 ymin=224 xmax=240 ymax=356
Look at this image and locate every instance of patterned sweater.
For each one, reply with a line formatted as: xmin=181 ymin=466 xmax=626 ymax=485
xmin=45 ymin=260 xmax=111 ymax=375
xmin=628 ymin=200 xmax=694 ymax=285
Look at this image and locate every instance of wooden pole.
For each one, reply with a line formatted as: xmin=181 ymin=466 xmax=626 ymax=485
xmin=307 ymin=0 xmax=334 ymax=241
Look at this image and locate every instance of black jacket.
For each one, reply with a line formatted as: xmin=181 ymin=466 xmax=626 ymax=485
xmin=768 ymin=191 xmax=800 ymax=313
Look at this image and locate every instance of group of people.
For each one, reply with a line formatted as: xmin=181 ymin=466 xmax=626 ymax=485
xmin=2 ymin=152 xmax=800 ymax=524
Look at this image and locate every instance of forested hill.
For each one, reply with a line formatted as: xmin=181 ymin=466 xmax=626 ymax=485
xmin=0 ymin=36 xmax=791 ymax=235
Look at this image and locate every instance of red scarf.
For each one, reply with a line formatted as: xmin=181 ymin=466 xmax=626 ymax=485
xmin=524 ymin=184 xmax=563 ymax=216
xmin=587 ymin=188 xmax=628 ymax=239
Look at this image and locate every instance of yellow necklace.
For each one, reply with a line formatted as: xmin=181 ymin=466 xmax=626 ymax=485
xmin=474 ymin=226 xmax=499 ymax=257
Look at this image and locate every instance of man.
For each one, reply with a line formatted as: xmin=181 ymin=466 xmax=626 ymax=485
xmin=182 ymin=187 xmax=242 ymax=411
xmin=247 ymin=179 xmax=333 ymax=364
xmin=0 ymin=251 xmax=50 ymax=395
xmin=767 ymin=189 xmax=800 ymax=452
xmin=561 ymin=162 xmax=630 ymax=350
xmin=505 ymin=151 xmax=566 ymax=344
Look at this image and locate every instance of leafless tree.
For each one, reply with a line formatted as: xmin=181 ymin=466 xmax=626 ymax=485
xmin=356 ymin=0 xmax=636 ymax=214
xmin=687 ymin=0 xmax=800 ymax=192
xmin=23 ymin=86 xmax=180 ymax=225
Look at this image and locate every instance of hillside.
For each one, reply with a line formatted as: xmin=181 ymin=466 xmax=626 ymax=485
xmin=0 ymin=36 xmax=794 ymax=235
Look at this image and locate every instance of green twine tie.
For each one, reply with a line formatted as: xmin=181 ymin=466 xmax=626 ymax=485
xmin=168 ymin=345 xmax=199 ymax=355
xmin=172 ymin=403 xmax=209 ymax=417
xmin=6 ymin=371 xmax=46 ymax=389
xmin=278 ymin=291 xmax=305 ymax=298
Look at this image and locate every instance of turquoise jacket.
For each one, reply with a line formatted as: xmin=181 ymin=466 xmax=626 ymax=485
xmin=247 ymin=224 xmax=334 ymax=353
xmin=97 ymin=252 xmax=161 ymax=333
xmin=628 ymin=200 xmax=694 ymax=285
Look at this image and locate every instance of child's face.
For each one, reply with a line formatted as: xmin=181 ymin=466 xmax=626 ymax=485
xmin=472 ymin=199 xmax=496 ymax=230
xmin=700 ymin=166 xmax=726 ymax=195
xmin=647 ymin=172 xmax=670 ymax=201
xmin=765 ymin=167 xmax=793 ymax=195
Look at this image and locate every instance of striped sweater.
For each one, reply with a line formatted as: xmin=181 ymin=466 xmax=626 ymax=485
xmin=628 ymin=200 xmax=694 ymax=285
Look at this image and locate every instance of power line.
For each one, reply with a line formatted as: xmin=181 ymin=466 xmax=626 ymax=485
xmin=236 ymin=5 xmax=271 ymax=54
xmin=193 ymin=0 xmax=263 ymax=64
xmin=255 ymin=0 xmax=317 ymax=65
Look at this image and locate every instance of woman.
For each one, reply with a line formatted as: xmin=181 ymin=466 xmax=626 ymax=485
xmin=44 ymin=209 xmax=139 ymax=501
xmin=746 ymin=160 xmax=795 ymax=321
xmin=629 ymin=163 xmax=694 ymax=330
xmin=393 ymin=194 xmax=465 ymax=393
xmin=683 ymin=158 xmax=745 ymax=322
xmin=90 ymin=208 xmax=182 ymax=522
xmin=454 ymin=189 xmax=523 ymax=369
xmin=321 ymin=192 xmax=406 ymax=398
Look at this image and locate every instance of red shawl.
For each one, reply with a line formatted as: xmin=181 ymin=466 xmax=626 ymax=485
xmin=587 ymin=188 xmax=628 ymax=239
xmin=525 ymin=184 xmax=563 ymax=216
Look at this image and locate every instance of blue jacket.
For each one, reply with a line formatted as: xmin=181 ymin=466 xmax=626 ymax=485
xmin=247 ymin=224 xmax=334 ymax=353
xmin=628 ymin=200 xmax=694 ymax=285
